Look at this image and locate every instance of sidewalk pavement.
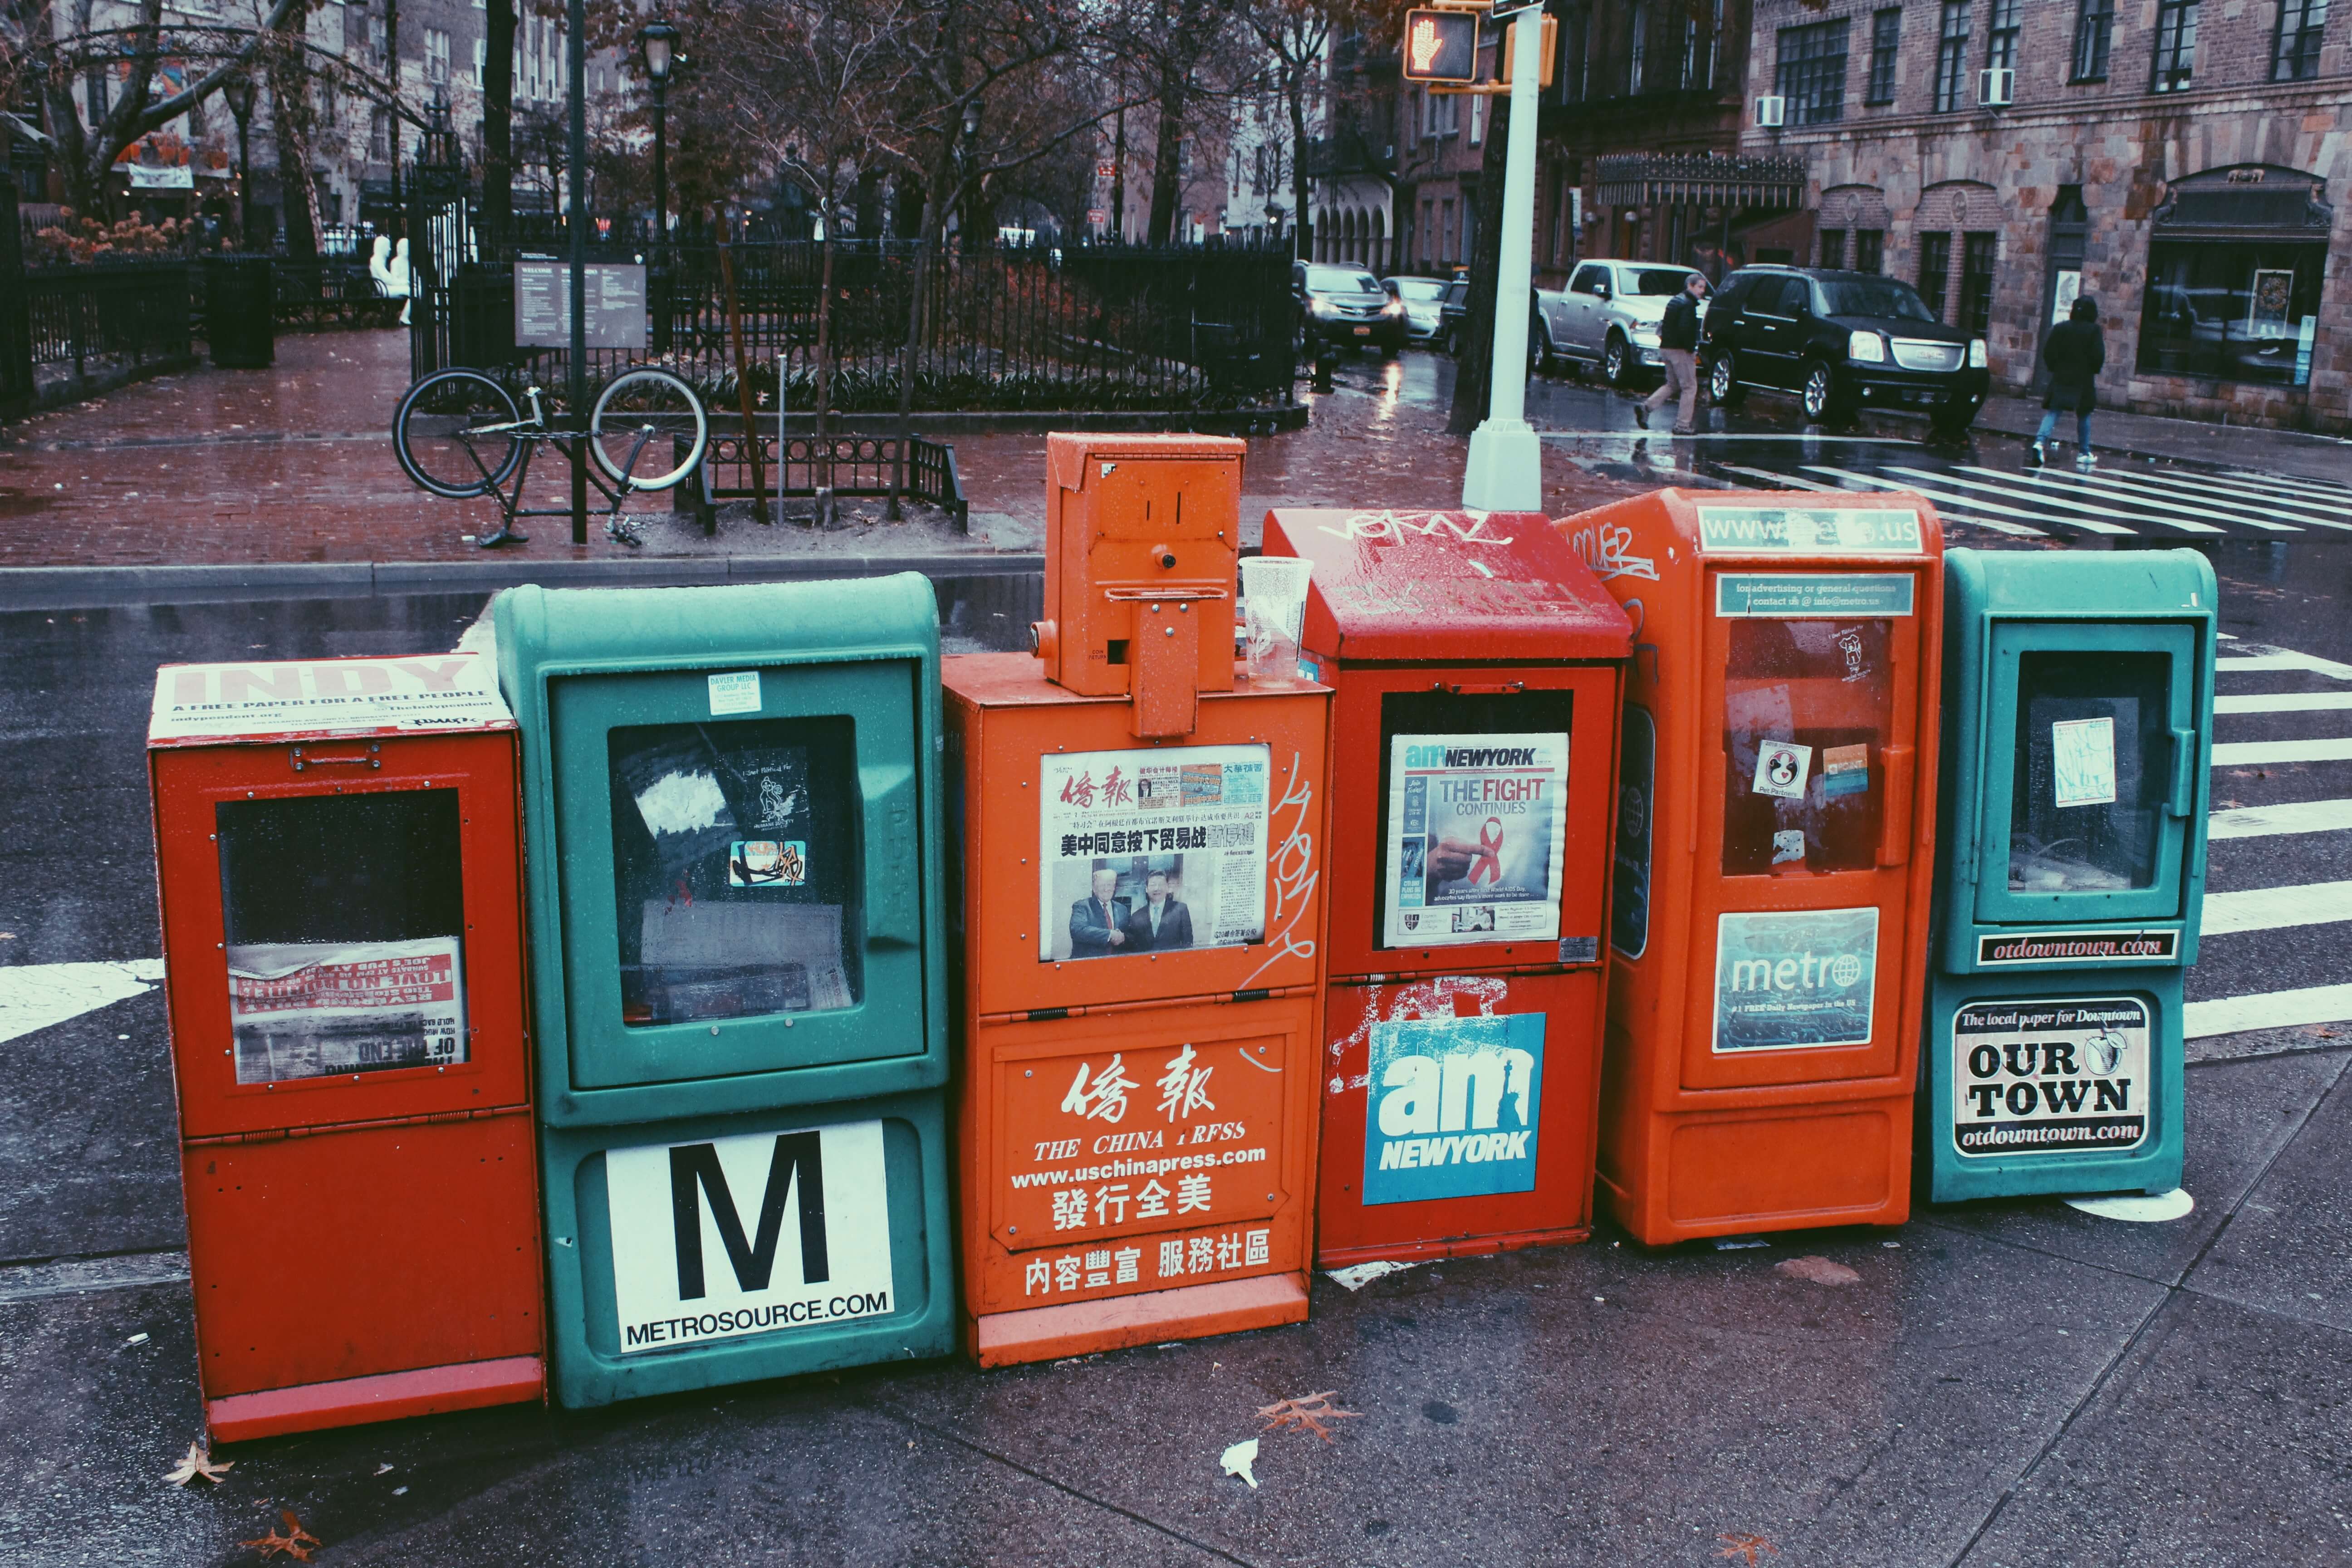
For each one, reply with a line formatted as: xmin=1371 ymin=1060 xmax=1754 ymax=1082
xmin=0 ymin=330 xmax=1641 ymax=569
xmin=1976 ymin=392 xmax=2352 ymax=485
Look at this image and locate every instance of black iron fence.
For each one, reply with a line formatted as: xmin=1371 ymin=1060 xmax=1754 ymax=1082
xmin=679 ymin=430 xmax=970 ymax=532
xmin=20 ymin=261 xmax=195 ymax=395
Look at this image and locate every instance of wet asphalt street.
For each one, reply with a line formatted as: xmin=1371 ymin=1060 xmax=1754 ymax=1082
xmin=4 ymin=527 xmax=2352 ymax=1565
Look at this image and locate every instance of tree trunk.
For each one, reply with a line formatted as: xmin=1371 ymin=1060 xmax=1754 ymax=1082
xmin=888 ymin=138 xmax=957 ymax=520
xmin=1445 ymin=92 xmax=1512 ymax=437
xmin=275 ymin=98 xmax=318 ymax=259
xmin=1286 ymin=67 xmax=1310 ymax=261
xmin=482 ymin=0 xmax=514 ymax=243
xmin=1145 ymin=61 xmax=1186 ymax=245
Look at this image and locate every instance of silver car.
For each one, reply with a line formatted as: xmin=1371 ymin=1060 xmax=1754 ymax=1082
xmin=1382 ymin=275 xmax=1450 ymax=345
xmin=1536 ymin=260 xmax=1705 ymax=386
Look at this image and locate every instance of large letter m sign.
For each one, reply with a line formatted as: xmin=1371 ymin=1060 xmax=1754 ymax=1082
xmin=668 ymin=1132 xmax=830 ymax=1299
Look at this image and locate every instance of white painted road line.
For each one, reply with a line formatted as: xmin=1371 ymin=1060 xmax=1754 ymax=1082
xmin=2212 ymin=738 xmax=2352 ymax=766
xmin=2207 ymin=799 xmax=2352 ymax=840
xmin=0 ymin=960 xmax=164 ymax=1046
xmin=1991 ymin=465 xmax=2307 ymax=533
xmin=2202 ymin=879 xmax=2352 ymax=936
xmin=1799 ymin=467 xmax=2054 ymax=536
xmin=2186 ymin=982 xmax=2352 ymax=1039
xmin=0 ymin=1250 xmax=191 ymax=1304
xmin=1869 ymin=467 xmax=2138 ymax=535
xmin=2217 ymin=651 xmax=2352 ymax=680
xmin=1938 ymin=466 xmax=2228 ymax=534
xmin=2214 ymin=691 xmax=2352 ymax=715
xmin=2084 ymin=466 xmax=2352 ymax=532
xmin=1713 ymin=464 xmax=1844 ymax=491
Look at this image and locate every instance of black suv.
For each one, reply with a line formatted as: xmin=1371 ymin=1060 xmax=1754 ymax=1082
xmin=1293 ymin=262 xmax=1407 ymax=356
xmin=1700 ymin=267 xmax=1990 ymax=434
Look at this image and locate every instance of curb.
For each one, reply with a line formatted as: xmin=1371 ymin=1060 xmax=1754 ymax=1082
xmin=0 ymin=552 xmax=1046 ymax=612
xmin=750 ymin=406 xmax=1312 ymax=436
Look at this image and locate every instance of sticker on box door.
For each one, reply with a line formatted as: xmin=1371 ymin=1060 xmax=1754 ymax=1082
xmin=226 ymin=937 xmax=466 ymax=1083
xmin=1383 ymin=732 xmax=1569 ymax=949
xmin=728 ymin=840 xmax=807 ymax=888
xmin=706 ymin=670 xmax=762 ymax=715
xmin=1821 ymin=743 xmax=1870 ymax=797
xmin=1953 ymin=998 xmax=2150 ymax=1156
xmin=1712 ymin=907 xmax=1878 ymax=1052
xmin=1751 ymin=740 xmax=1812 ymax=800
xmin=1362 ymin=1013 xmax=1544 ymax=1206
xmin=1038 ymin=745 xmax=1271 ymax=962
xmin=2050 ymin=716 xmax=2118 ymax=808
xmin=606 ymin=1119 xmax=895 ymax=1353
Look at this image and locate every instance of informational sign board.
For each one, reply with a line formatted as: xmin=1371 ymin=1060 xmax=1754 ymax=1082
xmin=1038 ymin=745 xmax=1271 ymax=962
xmin=1361 ymin=1012 xmax=1544 ymax=1206
xmin=1951 ymin=997 xmax=2149 ymax=1156
xmin=606 ymin=1119 xmax=896 ymax=1353
xmin=1712 ymin=906 xmax=1879 ymax=1052
xmin=1695 ymin=506 xmax=1924 ymax=554
xmin=1715 ymin=573 xmax=1915 ymax=618
xmin=514 ymin=260 xmax=650 ymax=349
xmin=2051 ymin=269 xmax=2081 ymax=326
xmin=1382 ymin=733 xmax=1568 ymax=948
xmin=148 ymin=654 xmax=514 ymax=744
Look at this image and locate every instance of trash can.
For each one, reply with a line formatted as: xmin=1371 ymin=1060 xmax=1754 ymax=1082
xmin=1261 ymin=508 xmax=1632 ymax=1266
xmin=1562 ymin=491 xmax=1949 ymax=1244
xmin=147 ymin=653 xmax=544 ymax=1441
xmin=496 ymin=576 xmax=957 ymax=1409
xmin=1923 ymin=548 xmax=2215 ymax=1202
xmin=943 ymin=435 xmax=1333 ymax=1367
xmin=202 ymin=255 xmax=276 ymax=369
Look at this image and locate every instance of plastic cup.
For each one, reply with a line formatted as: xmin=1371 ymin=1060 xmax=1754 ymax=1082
xmin=1239 ymin=555 xmax=1313 ymax=681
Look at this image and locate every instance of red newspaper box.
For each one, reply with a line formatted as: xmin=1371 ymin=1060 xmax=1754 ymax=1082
xmin=1558 ymin=491 xmax=1945 ymax=1244
xmin=147 ymin=654 xmax=544 ymax=1440
xmin=1264 ymin=510 xmax=1631 ymax=1265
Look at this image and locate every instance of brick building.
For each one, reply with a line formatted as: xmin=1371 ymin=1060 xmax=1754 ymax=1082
xmin=1741 ymin=0 xmax=2350 ymax=430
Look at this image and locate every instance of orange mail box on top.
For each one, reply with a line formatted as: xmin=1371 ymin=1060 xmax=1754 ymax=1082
xmin=146 ymin=654 xmax=544 ymax=1441
xmin=1262 ymin=509 xmax=1631 ymax=1266
xmin=945 ymin=434 xmax=1332 ymax=1367
xmin=1562 ymin=491 xmax=1945 ymax=1244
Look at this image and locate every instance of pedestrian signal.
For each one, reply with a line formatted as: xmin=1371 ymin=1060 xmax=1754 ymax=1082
xmin=1402 ymin=8 xmax=1480 ymax=84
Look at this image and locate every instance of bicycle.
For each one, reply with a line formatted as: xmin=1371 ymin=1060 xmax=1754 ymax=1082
xmin=391 ymin=365 xmax=710 ymax=547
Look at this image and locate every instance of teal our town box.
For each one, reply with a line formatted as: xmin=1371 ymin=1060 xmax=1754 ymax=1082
xmin=1922 ymin=548 xmax=2216 ymax=1203
xmin=496 ymin=577 xmax=956 ymax=1406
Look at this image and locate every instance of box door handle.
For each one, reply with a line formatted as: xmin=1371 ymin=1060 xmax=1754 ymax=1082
xmin=859 ymin=762 xmax=921 ymax=948
xmin=1436 ymin=681 xmax=1526 ymax=695
xmin=2167 ymin=727 xmax=2197 ymax=818
xmin=1876 ymin=744 xmax=1914 ymax=867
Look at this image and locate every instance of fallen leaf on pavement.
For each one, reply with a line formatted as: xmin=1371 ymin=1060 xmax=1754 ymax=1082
xmin=164 ymin=1442 xmax=233 ymax=1486
xmin=241 ymin=1511 xmax=322 ymax=1561
xmin=1257 ymin=1390 xmax=1362 ymax=1443
xmin=1220 ymin=1438 xmax=1260 ymax=1489
xmin=1719 ymin=1533 xmax=1778 ymax=1563
xmin=1776 ymin=1256 xmax=1860 ymax=1286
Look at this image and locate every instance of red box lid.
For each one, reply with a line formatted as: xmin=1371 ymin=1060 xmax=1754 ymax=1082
xmin=1264 ymin=509 xmax=1633 ymax=664
xmin=148 ymin=652 xmax=515 ymax=749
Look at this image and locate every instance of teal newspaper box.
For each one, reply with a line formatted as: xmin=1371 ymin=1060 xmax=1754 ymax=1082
xmin=496 ymin=577 xmax=955 ymax=1406
xmin=1924 ymin=548 xmax=2215 ymax=1202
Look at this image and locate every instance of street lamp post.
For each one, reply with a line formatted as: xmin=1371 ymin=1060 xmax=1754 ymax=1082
xmin=221 ymin=71 xmax=258 ymax=250
xmin=636 ymin=20 xmax=677 ymax=250
xmin=1460 ymin=5 xmax=1546 ymax=513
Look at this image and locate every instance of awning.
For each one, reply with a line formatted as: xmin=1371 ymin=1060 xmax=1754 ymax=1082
xmin=1596 ymin=153 xmax=1807 ymax=210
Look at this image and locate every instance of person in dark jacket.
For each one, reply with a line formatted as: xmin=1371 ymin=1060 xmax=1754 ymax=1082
xmin=2031 ymin=296 xmax=2105 ymax=470
xmin=1122 ymin=869 xmax=1194 ymax=951
xmin=1636 ymin=272 xmax=1709 ymax=435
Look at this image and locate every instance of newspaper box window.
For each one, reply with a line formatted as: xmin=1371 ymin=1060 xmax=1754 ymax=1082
xmin=2007 ymin=652 xmax=2168 ymax=893
xmin=1378 ymin=692 xmax=1572 ymax=948
xmin=1040 ymin=745 xmax=1270 ymax=962
xmin=146 ymin=654 xmax=544 ymax=1441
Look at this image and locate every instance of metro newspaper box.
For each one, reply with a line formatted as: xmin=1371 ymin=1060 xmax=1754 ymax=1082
xmin=147 ymin=654 xmax=544 ymax=1441
xmin=1262 ymin=508 xmax=1631 ymax=1265
xmin=1567 ymin=491 xmax=1946 ymax=1243
xmin=945 ymin=434 xmax=1333 ymax=1367
xmin=496 ymin=578 xmax=956 ymax=1407
xmin=1924 ymin=548 xmax=2215 ymax=1202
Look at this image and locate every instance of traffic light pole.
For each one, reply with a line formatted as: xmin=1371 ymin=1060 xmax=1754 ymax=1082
xmin=1461 ymin=10 xmax=1544 ymax=514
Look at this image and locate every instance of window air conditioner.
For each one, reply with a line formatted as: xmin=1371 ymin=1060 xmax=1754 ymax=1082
xmin=1978 ymin=67 xmax=2014 ymax=106
xmin=1754 ymin=94 xmax=1786 ymax=127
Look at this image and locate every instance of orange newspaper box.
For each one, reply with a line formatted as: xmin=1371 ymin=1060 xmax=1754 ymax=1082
xmin=1262 ymin=509 xmax=1631 ymax=1266
xmin=1562 ymin=491 xmax=1945 ymax=1244
xmin=147 ymin=654 xmax=544 ymax=1440
xmin=945 ymin=434 xmax=1332 ymax=1367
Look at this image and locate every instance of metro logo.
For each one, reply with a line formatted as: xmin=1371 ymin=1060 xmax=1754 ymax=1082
xmin=668 ymin=1134 xmax=828 ymax=1299
xmin=1362 ymin=1013 xmax=1544 ymax=1207
xmin=1727 ymin=949 xmax=1867 ymax=993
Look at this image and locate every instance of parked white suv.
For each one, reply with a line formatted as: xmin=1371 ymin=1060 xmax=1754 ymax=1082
xmin=1536 ymin=260 xmax=1705 ymax=386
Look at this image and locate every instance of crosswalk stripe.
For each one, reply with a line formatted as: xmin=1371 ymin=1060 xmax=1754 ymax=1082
xmin=2217 ymin=651 xmax=2352 ymax=679
xmin=1894 ymin=466 xmax=2226 ymax=534
xmin=2202 ymin=879 xmax=2352 ymax=935
xmin=1801 ymin=466 xmax=2082 ymax=534
xmin=2220 ymin=469 xmax=2352 ymax=506
xmin=2184 ymin=981 xmax=2352 ymax=1039
xmin=2080 ymin=465 xmax=2352 ymax=532
xmin=1713 ymin=463 xmax=1844 ymax=491
xmin=1982 ymin=466 xmax=2307 ymax=533
xmin=2207 ymin=798 xmax=2352 ymax=839
xmin=1863 ymin=466 xmax=2137 ymax=535
xmin=0 ymin=960 xmax=164 ymax=1046
xmin=2212 ymin=738 xmax=2352 ymax=765
xmin=2214 ymin=691 xmax=2352 ymax=714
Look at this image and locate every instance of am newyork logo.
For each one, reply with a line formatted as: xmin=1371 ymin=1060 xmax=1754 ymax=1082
xmin=1362 ymin=1014 xmax=1545 ymax=1206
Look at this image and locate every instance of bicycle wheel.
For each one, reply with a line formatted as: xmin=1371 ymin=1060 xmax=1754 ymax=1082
xmin=393 ymin=369 xmax=526 ymax=499
xmin=590 ymin=368 xmax=709 ymax=491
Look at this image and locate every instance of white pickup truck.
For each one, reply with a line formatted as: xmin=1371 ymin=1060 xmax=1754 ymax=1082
xmin=1534 ymin=260 xmax=1703 ymax=386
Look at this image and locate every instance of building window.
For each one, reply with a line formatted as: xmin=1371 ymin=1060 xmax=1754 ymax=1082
xmin=472 ymin=37 xmax=487 ymax=88
xmin=1866 ymin=9 xmax=1901 ymax=103
xmin=1820 ymin=228 xmax=1847 ymax=268
xmin=425 ymin=26 xmax=451 ymax=84
xmin=1959 ymin=232 xmax=1998 ymax=333
xmin=1918 ymin=230 xmax=1954 ymax=318
xmin=1775 ymin=20 xmax=1850 ymax=125
xmin=369 ymin=107 xmax=389 ymax=161
xmin=1855 ymin=228 xmax=1885 ymax=272
xmin=2274 ymin=0 xmax=2328 ymax=78
xmin=1984 ymin=0 xmax=2021 ymax=72
xmin=1628 ymin=1 xmax=1648 ymax=93
xmin=1469 ymin=93 xmax=1483 ymax=144
xmin=2151 ymin=0 xmax=2198 ymax=90
xmin=2071 ymin=0 xmax=2114 ymax=79
xmin=1934 ymin=1 xmax=1971 ymax=111
xmin=2140 ymin=242 xmax=2324 ymax=382
xmin=1562 ymin=3 xmax=1592 ymax=100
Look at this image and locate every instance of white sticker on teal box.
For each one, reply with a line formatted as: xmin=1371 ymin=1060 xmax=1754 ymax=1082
xmin=708 ymin=670 xmax=762 ymax=716
xmin=2051 ymin=716 xmax=2118 ymax=808
xmin=1713 ymin=907 xmax=1879 ymax=1052
xmin=1715 ymin=573 xmax=1915 ymax=617
xmin=1362 ymin=1013 xmax=1544 ymax=1206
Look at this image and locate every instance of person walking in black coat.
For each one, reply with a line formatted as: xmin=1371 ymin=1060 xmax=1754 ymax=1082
xmin=2031 ymin=297 xmax=2105 ymax=471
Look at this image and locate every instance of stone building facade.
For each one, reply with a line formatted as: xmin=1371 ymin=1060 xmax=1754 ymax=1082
xmin=1740 ymin=0 xmax=2351 ymax=431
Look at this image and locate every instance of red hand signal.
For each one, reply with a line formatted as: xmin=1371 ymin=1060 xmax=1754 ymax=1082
xmin=1408 ymin=16 xmax=1446 ymax=73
